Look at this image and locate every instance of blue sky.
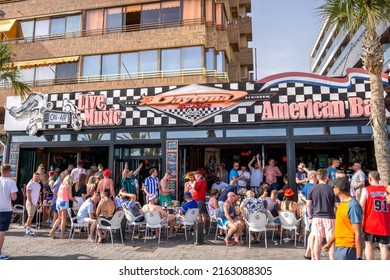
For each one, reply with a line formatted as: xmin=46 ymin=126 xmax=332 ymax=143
xmin=250 ymin=0 xmax=325 ymax=79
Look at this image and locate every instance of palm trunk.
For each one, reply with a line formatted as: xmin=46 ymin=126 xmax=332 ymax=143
xmin=362 ymin=29 xmax=390 ymax=184
xmin=369 ymin=73 xmax=390 ymax=185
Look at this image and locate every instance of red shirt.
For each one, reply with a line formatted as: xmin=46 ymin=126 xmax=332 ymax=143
xmin=362 ymin=185 xmax=390 ymax=236
xmin=193 ymin=179 xmax=206 ymax=201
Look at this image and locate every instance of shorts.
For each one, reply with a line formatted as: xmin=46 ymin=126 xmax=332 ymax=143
xmin=334 ymin=247 xmax=356 ymax=260
xmin=0 ymin=211 xmax=12 ymax=232
xmin=363 ymin=231 xmax=389 ymax=245
xmin=196 ymin=200 xmax=206 ymax=214
xmin=52 ymin=202 xmax=58 ymax=213
xmin=56 ymin=200 xmax=69 ymax=211
xmin=97 ymin=216 xmax=112 ymax=226
xmin=218 ymin=217 xmax=231 ymax=227
xmin=158 ymin=195 xmax=172 ymax=207
xmin=77 ymin=217 xmax=91 ymax=224
xmin=311 ymin=217 xmax=335 ymax=238
xmin=26 ymin=202 xmax=37 ymax=217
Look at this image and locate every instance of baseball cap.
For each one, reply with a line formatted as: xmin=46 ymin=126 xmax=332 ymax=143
xmin=183 ymin=192 xmax=192 ymax=199
xmin=148 ymin=194 xmax=157 ymax=201
xmin=103 ymin=169 xmax=111 ymax=176
xmin=333 ymin=177 xmax=350 ymax=192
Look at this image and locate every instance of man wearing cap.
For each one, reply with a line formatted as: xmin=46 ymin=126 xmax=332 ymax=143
xmin=142 ymin=194 xmax=176 ymax=238
xmin=179 ymin=192 xmax=198 ymax=215
xmin=322 ymin=177 xmax=363 ymax=260
xmin=97 ymin=169 xmax=115 ymax=198
xmin=212 ymin=177 xmax=228 ymax=192
xmin=221 ymin=192 xmax=245 ymax=246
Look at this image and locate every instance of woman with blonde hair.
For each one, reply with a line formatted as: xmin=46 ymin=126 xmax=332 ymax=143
xmin=50 ymin=175 xmax=75 ymax=238
xmin=86 ymin=175 xmax=97 ymax=197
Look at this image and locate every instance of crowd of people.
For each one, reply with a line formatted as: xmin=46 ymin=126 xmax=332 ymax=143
xmin=0 ymin=154 xmax=389 ymax=261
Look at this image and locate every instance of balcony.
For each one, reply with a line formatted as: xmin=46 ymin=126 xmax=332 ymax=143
xmin=227 ymin=22 xmax=240 ymax=51
xmin=239 ymin=48 xmax=253 ymax=67
xmin=0 ymin=68 xmax=229 ymax=90
xmin=238 ymin=16 xmax=252 ymax=37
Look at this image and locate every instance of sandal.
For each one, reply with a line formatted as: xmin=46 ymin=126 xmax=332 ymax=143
xmin=234 ymin=240 xmax=244 ymax=246
xmin=223 ymin=239 xmax=234 ymax=246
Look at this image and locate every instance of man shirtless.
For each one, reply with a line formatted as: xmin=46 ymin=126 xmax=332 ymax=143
xmin=158 ymin=172 xmax=174 ymax=207
xmin=142 ymin=194 xmax=176 ymax=238
xmin=97 ymin=169 xmax=115 ymax=198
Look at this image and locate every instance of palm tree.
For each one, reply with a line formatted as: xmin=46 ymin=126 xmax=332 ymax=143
xmin=318 ymin=0 xmax=390 ymax=184
xmin=0 ymin=40 xmax=31 ymax=97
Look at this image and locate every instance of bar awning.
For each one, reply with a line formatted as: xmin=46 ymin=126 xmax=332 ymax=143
xmin=8 ymin=56 xmax=80 ymax=68
xmin=0 ymin=19 xmax=16 ymax=33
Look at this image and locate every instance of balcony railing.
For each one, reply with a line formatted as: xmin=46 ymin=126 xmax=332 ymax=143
xmin=0 ymin=68 xmax=228 ymax=89
xmin=7 ymin=18 xmax=227 ymax=45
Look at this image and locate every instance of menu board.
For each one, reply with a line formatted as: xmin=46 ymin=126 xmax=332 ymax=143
xmin=166 ymin=140 xmax=178 ymax=200
xmin=9 ymin=143 xmax=20 ymax=179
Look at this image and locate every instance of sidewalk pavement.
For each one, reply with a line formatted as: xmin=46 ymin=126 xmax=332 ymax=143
xmin=2 ymin=221 xmax=313 ymax=260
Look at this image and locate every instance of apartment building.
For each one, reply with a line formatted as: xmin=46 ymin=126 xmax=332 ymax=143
xmin=309 ymin=20 xmax=390 ymax=76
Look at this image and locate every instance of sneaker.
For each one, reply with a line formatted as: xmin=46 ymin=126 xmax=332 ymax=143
xmin=217 ymin=234 xmax=225 ymax=240
xmin=25 ymin=232 xmax=36 ymax=237
xmin=0 ymin=254 xmax=10 ymax=260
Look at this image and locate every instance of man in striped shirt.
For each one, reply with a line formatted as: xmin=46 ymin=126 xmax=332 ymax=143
xmin=142 ymin=168 xmax=159 ymax=203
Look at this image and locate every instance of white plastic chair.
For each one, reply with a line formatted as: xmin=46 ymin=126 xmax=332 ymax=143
xmin=12 ymin=204 xmax=25 ymax=226
xmin=144 ymin=210 xmax=168 ymax=244
xmin=95 ymin=211 xmax=124 ymax=246
xmin=265 ymin=209 xmax=280 ymax=241
xmin=278 ymin=210 xmax=302 ymax=247
xmin=67 ymin=208 xmax=89 ymax=241
xmin=176 ymin=208 xmax=199 ymax=241
xmin=206 ymin=202 xmax=218 ymax=236
xmin=245 ymin=212 xmax=268 ymax=248
xmin=124 ymin=208 xmax=146 ymax=241
xmin=213 ymin=208 xmax=230 ymax=246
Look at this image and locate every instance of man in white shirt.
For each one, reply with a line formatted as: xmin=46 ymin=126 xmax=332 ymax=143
xmin=248 ymin=154 xmax=263 ymax=195
xmin=25 ymin=173 xmax=41 ymax=237
xmin=211 ymin=177 xmax=229 ymax=192
xmin=0 ymin=164 xmax=18 ymax=260
xmin=71 ymin=160 xmax=87 ymax=183
xmin=350 ymin=162 xmax=366 ymax=201
xmin=237 ymin=164 xmax=250 ymax=195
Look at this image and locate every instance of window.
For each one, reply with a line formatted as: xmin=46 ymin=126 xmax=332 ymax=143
xmin=205 ymin=48 xmax=215 ymax=70
xmin=20 ymin=68 xmax=35 ymax=82
xmin=55 ymin=62 xmax=78 ymax=80
xmin=50 ymin=17 xmax=65 ymax=35
xmin=121 ymin=52 xmax=139 ymax=74
xmin=86 ymin=9 xmax=104 ymax=31
xmin=102 ymin=54 xmax=119 ymax=76
xmin=66 ymin=15 xmax=81 ymax=34
xmin=182 ymin=0 xmax=201 ymax=20
xmin=34 ymin=19 xmax=50 ymax=38
xmin=216 ymin=51 xmax=226 ymax=72
xmin=82 ymin=55 xmax=101 ymax=76
xmin=18 ymin=20 xmax=34 ymax=39
xmin=167 ymin=130 xmax=223 ymax=139
xmin=105 ymin=7 xmax=123 ymax=33
xmin=226 ymin=129 xmax=286 ymax=137
xmin=161 ymin=1 xmax=181 ymax=22
xmin=125 ymin=5 xmax=141 ymax=29
xmin=182 ymin=46 xmax=202 ymax=69
xmin=161 ymin=48 xmax=180 ymax=71
xmin=139 ymin=50 xmax=158 ymax=72
xmin=141 ymin=3 xmax=160 ymax=25
xmin=35 ymin=65 xmax=55 ymax=81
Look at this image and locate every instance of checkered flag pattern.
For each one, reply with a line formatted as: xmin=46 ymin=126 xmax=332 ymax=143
xmin=45 ymin=77 xmax=375 ymax=129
